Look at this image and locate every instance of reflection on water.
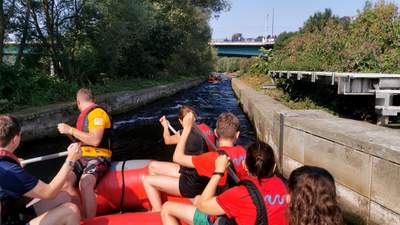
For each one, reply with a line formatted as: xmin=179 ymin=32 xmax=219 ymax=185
xmin=17 ymin=76 xmax=256 ymax=182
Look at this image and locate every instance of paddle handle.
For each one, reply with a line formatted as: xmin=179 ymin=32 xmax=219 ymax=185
xmin=21 ymin=151 xmax=68 ymax=166
xmin=168 ymin=123 xmax=178 ymax=135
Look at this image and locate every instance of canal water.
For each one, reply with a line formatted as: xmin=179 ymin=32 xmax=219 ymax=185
xmin=16 ymin=76 xmax=256 ymax=182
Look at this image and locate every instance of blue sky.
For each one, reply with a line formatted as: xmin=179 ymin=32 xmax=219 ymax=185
xmin=210 ymin=0 xmax=400 ymax=39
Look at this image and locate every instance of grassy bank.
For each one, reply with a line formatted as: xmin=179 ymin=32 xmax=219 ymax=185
xmin=239 ymin=73 xmax=335 ymax=113
xmin=4 ymin=74 xmax=199 ymax=114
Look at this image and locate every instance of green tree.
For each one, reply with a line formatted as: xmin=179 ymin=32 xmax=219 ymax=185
xmin=301 ymin=8 xmax=338 ymax=33
xmin=0 ymin=0 xmax=16 ymax=64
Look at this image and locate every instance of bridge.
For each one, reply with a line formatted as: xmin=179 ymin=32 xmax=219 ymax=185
xmin=2 ymin=42 xmax=36 ymax=64
xmin=210 ymin=40 xmax=274 ymax=57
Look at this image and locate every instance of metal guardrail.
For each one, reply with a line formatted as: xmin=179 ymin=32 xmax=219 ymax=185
xmin=270 ymin=70 xmax=400 ymax=125
xmin=209 ymin=40 xmax=275 ymax=46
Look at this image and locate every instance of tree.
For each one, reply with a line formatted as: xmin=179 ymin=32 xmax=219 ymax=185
xmin=301 ymin=8 xmax=338 ymax=33
xmin=0 ymin=0 xmax=16 ymax=64
xmin=273 ymin=31 xmax=297 ymax=50
xmin=12 ymin=0 xmax=32 ymax=67
xmin=231 ymin=33 xmax=243 ymax=41
xmin=255 ymin=35 xmax=263 ymax=42
xmin=28 ymin=0 xmax=89 ymax=80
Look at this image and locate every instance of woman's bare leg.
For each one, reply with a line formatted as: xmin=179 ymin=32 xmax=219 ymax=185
xmin=148 ymin=161 xmax=180 ymax=177
xmin=62 ymin=171 xmax=81 ymax=208
xmin=143 ymin=175 xmax=181 ymax=212
xmin=33 ymin=191 xmax=71 ymax=215
xmin=161 ymin=201 xmax=196 ymax=225
xmin=29 ymin=202 xmax=80 ymax=225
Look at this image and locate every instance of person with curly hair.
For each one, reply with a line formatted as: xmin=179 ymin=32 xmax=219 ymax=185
xmin=287 ymin=166 xmax=344 ymax=225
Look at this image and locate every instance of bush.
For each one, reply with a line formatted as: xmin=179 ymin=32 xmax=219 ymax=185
xmin=216 ymin=57 xmax=258 ymax=74
xmin=267 ymin=1 xmax=400 ymax=73
xmin=0 ymin=65 xmax=79 ymax=112
xmin=243 ymin=1 xmax=398 ymax=120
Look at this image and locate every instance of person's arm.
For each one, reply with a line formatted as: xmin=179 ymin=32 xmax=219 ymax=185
xmin=172 ymin=112 xmax=195 ymax=168
xmin=160 ymin=116 xmax=180 ymax=145
xmin=194 ymin=155 xmax=229 ymax=216
xmin=58 ymin=122 xmax=104 ymax=147
xmin=71 ymin=127 xmax=104 ymax=146
xmin=25 ymin=143 xmax=81 ymax=199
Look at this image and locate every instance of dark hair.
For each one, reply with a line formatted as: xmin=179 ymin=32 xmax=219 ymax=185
xmin=245 ymin=141 xmax=276 ymax=183
xmin=77 ymin=88 xmax=95 ymax=102
xmin=216 ymin=112 xmax=240 ymax=139
xmin=288 ymin=166 xmax=344 ymax=225
xmin=0 ymin=115 xmax=21 ymax=147
xmin=178 ymin=105 xmax=196 ymax=120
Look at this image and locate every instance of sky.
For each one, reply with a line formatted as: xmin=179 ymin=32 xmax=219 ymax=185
xmin=209 ymin=0 xmax=400 ymax=39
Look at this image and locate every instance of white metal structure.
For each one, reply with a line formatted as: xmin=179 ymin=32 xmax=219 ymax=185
xmin=209 ymin=40 xmax=275 ymax=46
xmin=270 ymin=70 xmax=400 ymax=125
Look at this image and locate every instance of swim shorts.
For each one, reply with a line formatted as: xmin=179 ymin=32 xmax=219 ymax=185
xmin=193 ymin=209 xmax=213 ymax=225
xmin=73 ymin=156 xmax=111 ymax=184
xmin=179 ymin=167 xmax=209 ymax=198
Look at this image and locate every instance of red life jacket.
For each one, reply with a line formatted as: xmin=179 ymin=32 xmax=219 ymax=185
xmin=75 ymin=104 xmax=113 ymax=157
xmin=0 ymin=150 xmax=20 ymax=166
xmin=76 ymin=104 xmax=99 ymax=131
xmin=197 ymin=123 xmax=216 ymax=152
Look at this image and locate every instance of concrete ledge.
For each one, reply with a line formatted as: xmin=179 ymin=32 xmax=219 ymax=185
xmin=371 ymin=157 xmax=400 ymax=214
xmin=232 ymin=78 xmax=400 ymax=225
xmin=15 ymin=79 xmax=204 ymax=141
xmin=232 ymin=79 xmax=289 ymax=169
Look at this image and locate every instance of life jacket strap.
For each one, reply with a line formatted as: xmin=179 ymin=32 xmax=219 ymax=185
xmin=218 ymin=150 xmax=240 ymax=185
xmin=240 ymin=180 xmax=269 ymax=225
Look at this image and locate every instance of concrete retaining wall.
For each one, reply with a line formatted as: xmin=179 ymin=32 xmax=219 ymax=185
xmin=232 ymin=78 xmax=400 ymax=225
xmin=15 ymin=79 xmax=204 ymax=141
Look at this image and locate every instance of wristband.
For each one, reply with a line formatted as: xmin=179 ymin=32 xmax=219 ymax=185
xmin=212 ymin=172 xmax=225 ymax=176
xmin=70 ymin=128 xmax=75 ymax=136
xmin=65 ymin=160 xmax=75 ymax=168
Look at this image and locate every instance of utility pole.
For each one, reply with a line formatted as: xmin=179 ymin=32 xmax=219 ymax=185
xmin=265 ymin=14 xmax=269 ymax=38
xmin=272 ymin=8 xmax=275 ymax=37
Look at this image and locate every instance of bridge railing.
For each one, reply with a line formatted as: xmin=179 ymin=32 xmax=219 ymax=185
xmin=210 ymin=39 xmax=275 ymax=45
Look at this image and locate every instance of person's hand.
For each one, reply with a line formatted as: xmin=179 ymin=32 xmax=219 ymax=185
xmin=182 ymin=112 xmax=195 ymax=129
xmin=159 ymin=116 xmax=169 ymax=128
xmin=18 ymin=158 xmax=25 ymax=167
xmin=58 ymin=123 xmax=73 ymax=135
xmin=193 ymin=195 xmax=201 ymax=205
xmin=66 ymin=143 xmax=81 ymax=161
xmin=215 ymin=155 xmax=230 ymax=173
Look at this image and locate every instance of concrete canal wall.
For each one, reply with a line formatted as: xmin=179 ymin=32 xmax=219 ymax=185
xmin=232 ymin=78 xmax=400 ymax=225
xmin=15 ymin=79 xmax=204 ymax=141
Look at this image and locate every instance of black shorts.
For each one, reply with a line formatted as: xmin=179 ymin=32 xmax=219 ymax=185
xmin=179 ymin=167 xmax=210 ymax=198
xmin=73 ymin=156 xmax=111 ymax=184
xmin=1 ymin=199 xmax=36 ymax=225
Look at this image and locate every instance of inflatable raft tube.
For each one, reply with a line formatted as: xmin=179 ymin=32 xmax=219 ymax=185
xmin=83 ymin=160 xmax=191 ymax=224
xmin=81 ymin=212 xmax=162 ymax=225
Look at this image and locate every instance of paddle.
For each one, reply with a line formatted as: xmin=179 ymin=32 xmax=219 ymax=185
xmin=21 ymin=151 xmax=69 ymax=166
xmin=167 ymin=123 xmax=178 ymax=135
xmin=21 ymin=125 xmax=178 ymax=166
xmin=21 ymin=134 xmax=74 ymax=166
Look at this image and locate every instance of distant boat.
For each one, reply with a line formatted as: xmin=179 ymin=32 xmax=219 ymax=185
xmin=208 ymin=73 xmax=221 ymax=83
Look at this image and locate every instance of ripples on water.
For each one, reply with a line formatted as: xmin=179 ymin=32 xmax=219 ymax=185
xmin=17 ymin=76 xmax=256 ymax=181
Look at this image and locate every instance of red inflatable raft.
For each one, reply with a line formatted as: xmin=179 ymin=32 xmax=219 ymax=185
xmin=81 ymin=160 xmax=191 ymax=225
